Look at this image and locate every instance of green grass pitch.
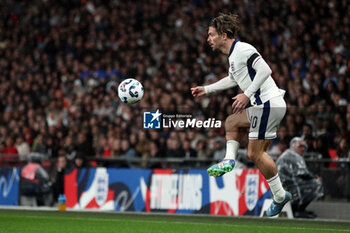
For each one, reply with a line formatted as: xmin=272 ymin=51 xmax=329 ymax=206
xmin=0 ymin=209 xmax=349 ymax=233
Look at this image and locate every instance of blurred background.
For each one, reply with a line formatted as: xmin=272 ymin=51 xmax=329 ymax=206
xmin=0 ymin=0 xmax=349 ymax=219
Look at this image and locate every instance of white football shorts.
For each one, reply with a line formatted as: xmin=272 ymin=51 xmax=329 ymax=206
xmin=246 ymin=95 xmax=286 ymax=140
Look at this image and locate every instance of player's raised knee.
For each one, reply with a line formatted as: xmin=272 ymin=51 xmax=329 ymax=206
xmin=225 ymin=113 xmax=246 ymax=129
xmin=225 ymin=114 xmax=237 ymax=124
xmin=225 ymin=115 xmax=239 ymax=130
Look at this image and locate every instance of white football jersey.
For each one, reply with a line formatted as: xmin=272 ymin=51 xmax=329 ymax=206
xmin=228 ymin=40 xmax=284 ymax=105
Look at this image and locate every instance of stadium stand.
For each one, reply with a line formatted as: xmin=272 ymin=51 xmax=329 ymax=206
xmin=0 ymin=0 xmax=349 ymax=202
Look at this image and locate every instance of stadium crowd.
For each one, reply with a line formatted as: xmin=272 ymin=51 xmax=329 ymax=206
xmin=0 ymin=0 xmax=349 ymax=169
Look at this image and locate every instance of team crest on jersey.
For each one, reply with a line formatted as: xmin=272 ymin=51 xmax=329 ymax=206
xmin=230 ymin=62 xmax=235 ymax=72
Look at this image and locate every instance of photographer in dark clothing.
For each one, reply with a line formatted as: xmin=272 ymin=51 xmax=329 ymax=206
xmin=20 ymin=153 xmax=52 ymax=206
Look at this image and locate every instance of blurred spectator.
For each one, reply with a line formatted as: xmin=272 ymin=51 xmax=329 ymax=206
xmin=136 ymin=131 xmax=150 ymax=164
xmin=149 ymin=142 xmax=161 ymax=158
xmin=32 ymin=134 xmax=46 ymax=155
xmin=0 ymin=126 xmax=7 ymax=145
xmin=75 ymin=132 xmax=94 ymax=157
xmin=212 ymin=137 xmax=226 ymax=160
xmin=121 ymin=139 xmax=136 ymax=158
xmin=51 ymin=151 xmax=68 ymax=203
xmin=276 ymin=125 xmax=292 ymax=146
xmin=166 ymin=138 xmax=184 ymax=158
xmin=1 ymin=136 xmax=18 ymax=155
xmin=91 ymin=124 xmax=104 ymax=155
xmin=74 ymin=154 xmax=88 ymax=169
xmin=182 ymin=140 xmax=197 ymax=159
xmin=277 ymin=137 xmax=323 ymax=218
xmin=45 ymin=136 xmax=59 ymax=159
xmin=15 ymin=135 xmax=30 ymax=161
xmin=46 ymin=110 xmax=61 ymax=127
xmin=0 ymin=136 xmax=19 ymax=166
xmin=313 ymin=135 xmax=330 ymax=159
xmin=62 ymin=136 xmax=76 ymax=160
xmin=301 ymin=123 xmax=314 ymax=140
xmin=196 ymin=139 xmax=212 ymax=160
xmin=110 ymin=138 xmax=121 ymax=157
xmin=267 ymin=139 xmax=288 ymax=160
xmin=337 ymin=138 xmax=350 ymax=159
xmin=98 ymin=137 xmax=111 ymax=157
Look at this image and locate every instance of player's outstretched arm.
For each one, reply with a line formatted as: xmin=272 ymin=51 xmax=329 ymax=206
xmin=191 ymin=76 xmax=237 ymax=98
xmin=191 ymin=86 xmax=206 ymax=97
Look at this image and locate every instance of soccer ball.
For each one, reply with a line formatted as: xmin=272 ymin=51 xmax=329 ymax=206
xmin=118 ymin=78 xmax=144 ymax=104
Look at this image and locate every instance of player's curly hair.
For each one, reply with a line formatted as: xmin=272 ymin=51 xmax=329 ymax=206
xmin=209 ymin=13 xmax=240 ymax=39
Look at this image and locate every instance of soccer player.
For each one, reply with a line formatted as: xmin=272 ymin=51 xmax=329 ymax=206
xmin=191 ymin=13 xmax=292 ymax=217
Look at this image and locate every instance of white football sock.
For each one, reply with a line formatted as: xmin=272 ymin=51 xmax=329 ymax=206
xmin=267 ymin=174 xmax=286 ymax=203
xmin=224 ymin=140 xmax=240 ymax=160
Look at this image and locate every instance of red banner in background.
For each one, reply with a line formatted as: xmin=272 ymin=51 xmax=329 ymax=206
xmin=64 ymin=168 xmax=271 ymax=216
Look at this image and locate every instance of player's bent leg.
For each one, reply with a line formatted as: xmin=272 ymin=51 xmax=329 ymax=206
xmin=248 ymin=139 xmax=292 ymax=216
xmin=207 ymin=111 xmax=250 ymax=177
xmin=247 ymin=139 xmax=276 ymax=179
xmin=225 ymin=111 xmax=250 ymax=141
